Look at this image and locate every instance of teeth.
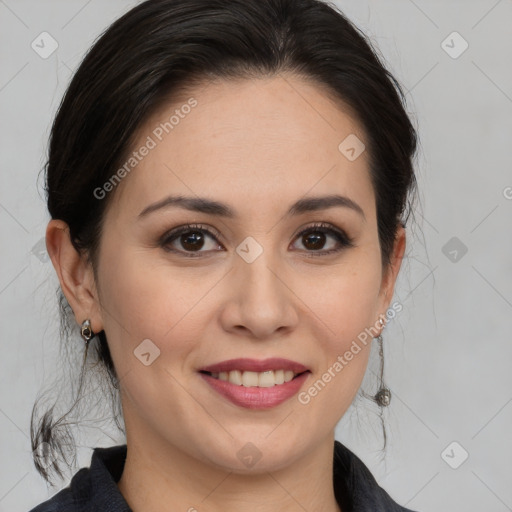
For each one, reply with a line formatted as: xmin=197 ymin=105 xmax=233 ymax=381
xmin=228 ymin=370 xmax=242 ymax=385
xmin=209 ymin=369 xmax=301 ymax=387
xmin=274 ymin=369 xmax=285 ymax=385
xmin=284 ymin=370 xmax=295 ymax=382
xmin=258 ymin=371 xmax=275 ymax=388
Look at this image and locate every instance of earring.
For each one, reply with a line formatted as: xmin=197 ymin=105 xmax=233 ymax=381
xmin=80 ymin=319 xmax=94 ymax=345
xmin=374 ymin=332 xmax=391 ymax=407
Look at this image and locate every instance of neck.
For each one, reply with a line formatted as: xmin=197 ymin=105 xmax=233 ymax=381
xmin=117 ymin=432 xmax=342 ymax=512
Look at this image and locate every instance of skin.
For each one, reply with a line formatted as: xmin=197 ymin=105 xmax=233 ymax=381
xmin=46 ymin=73 xmax=405 ymax=512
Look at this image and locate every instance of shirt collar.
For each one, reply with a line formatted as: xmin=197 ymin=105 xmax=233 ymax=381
xmin=86 ymin=441 xmax=414 ymax=512
xmin=89 ymin=444 xmax=131 ymax=511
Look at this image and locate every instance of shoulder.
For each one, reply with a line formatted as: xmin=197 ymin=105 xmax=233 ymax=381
xmin=26 ymin=444 xmax=128 ymax=512
xmin=334 ymin=440 xmax=418 ymax=512
xmin=26 ymin=467 xmax=91 ymax=512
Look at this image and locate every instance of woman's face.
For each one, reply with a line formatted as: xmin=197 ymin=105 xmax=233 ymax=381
xmin=88 ymin=74 xmax=404 ymax=471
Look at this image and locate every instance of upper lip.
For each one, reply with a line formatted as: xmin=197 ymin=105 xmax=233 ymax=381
xmin=199 ymin=358 xmax=309 ymax=374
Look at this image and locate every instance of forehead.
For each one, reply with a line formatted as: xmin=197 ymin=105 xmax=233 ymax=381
xmin=108 ymin=74 xmax=375 ymax=221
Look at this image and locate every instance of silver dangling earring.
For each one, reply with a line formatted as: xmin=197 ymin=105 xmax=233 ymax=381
xmin=374 ymin=318 xmax=391 ymax=407
xmin=80 ymin=318 xmax=94 ymax=346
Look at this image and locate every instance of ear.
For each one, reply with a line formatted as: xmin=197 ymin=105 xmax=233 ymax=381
xmin=45 ymin=219 xmax=103 ymax=334
xmin=378 ymin=224 xmax=406 ymax=316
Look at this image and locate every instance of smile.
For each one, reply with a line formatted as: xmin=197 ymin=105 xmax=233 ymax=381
xmin=199 ymin=370 xmax=310 ymax=409
xmin=202 ymin=369 xmax=304 ymax=387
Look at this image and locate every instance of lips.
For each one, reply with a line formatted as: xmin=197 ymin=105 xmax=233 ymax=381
xmin=199 ymin=371 xmax=310 ymax=409
xmin=198 ymin=358 xmax=311 ymax=409
xmin=198 ymin=357 xmax=309 ymax=374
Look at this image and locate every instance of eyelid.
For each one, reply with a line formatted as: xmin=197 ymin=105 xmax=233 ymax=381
xmin=293 ymin=221 xmax=353 ymax=243
xmin=292 ymin=222 xmax=355 ymax=255
xmin=159 ymin=223 xmax=223 ymax=246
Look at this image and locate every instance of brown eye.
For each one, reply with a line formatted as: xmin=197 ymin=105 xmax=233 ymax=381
xmin=302 ymin=231 xmax=326 ymax=251
xmin=178 ymin=230 xmax=206 ymax=251
xmin=292 ymin=222 xmax=354 ymax=255
xmin=160 ymin=222 xmax=354 ymax=258
xmin=160 ymin=224 xmax=223 ymax=257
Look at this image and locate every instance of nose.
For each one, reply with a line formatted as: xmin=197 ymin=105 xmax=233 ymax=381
xmin=218 ymin=249 xmax=299 ymax=340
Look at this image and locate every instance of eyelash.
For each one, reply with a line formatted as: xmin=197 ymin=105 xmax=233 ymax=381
xmin=159 ymin=222 xmax=355 ymax=258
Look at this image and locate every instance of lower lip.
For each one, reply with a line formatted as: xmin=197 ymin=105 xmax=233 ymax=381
xmin=199 ymin=372 xmax=310 ymax=409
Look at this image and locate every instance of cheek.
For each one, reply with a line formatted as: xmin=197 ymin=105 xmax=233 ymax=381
xmin=300 ymin=254 xmax=382 ymax=341
xmin=296 ymin=260 xmax=380 ymax=417
xmin=331 ymin=273 xmax=380 ymax=337
xmin=99 ymin=240 xmax=194 ymax=324
xmin=96 ymin=245 xmax=204 ymax=367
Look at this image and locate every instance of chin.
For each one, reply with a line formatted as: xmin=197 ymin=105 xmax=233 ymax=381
xmin=195 ymin=435 xmax=309 ymax=474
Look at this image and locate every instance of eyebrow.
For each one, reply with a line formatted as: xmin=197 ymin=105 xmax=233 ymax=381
xmin=138 ymin=193 xmax=365 ymax=220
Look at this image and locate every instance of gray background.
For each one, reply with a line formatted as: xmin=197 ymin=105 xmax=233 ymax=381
xmin=1 ymin=0 xmax=511 ymax=511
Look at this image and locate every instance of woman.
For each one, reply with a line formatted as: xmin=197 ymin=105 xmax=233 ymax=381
xmin=29 ymin=0 xmax=418 ymax=510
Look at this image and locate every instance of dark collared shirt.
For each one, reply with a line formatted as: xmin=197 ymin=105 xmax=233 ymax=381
xmin=28 ymin=441 xmax=417 ymax=511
